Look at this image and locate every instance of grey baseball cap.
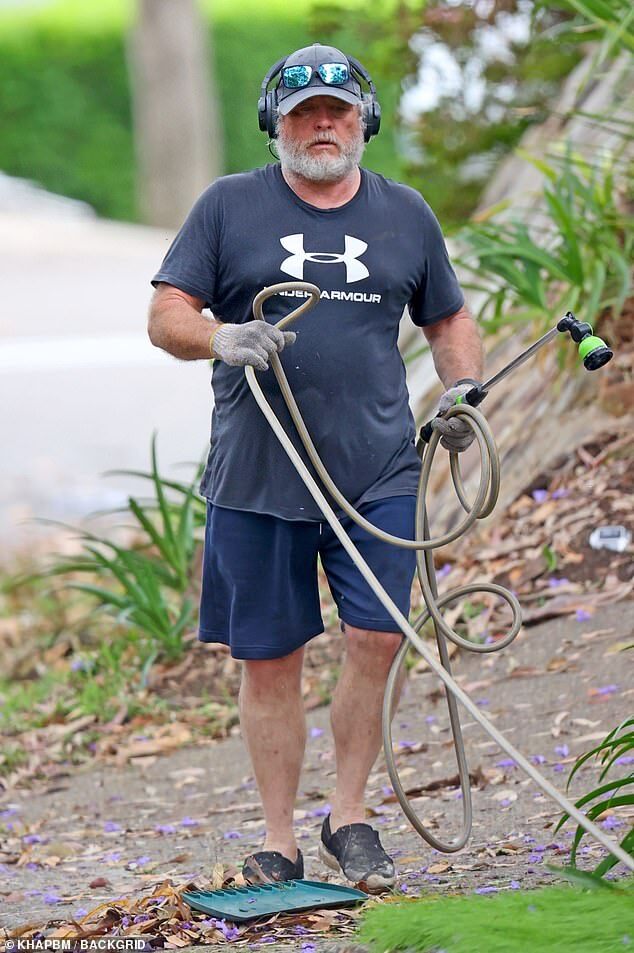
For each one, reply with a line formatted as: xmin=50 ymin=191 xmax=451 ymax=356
xmin=276 ymin=43 xmax=362 ymax=116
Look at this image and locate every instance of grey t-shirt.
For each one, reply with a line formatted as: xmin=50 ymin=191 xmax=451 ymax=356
xmin=152 ymin=163 xmax=464 ymax=521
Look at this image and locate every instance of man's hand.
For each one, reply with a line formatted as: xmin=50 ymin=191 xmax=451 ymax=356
xmin=212 ymin=321 xmax=296 ymax=371
xmin=432 ymin=381 xmax=480 ymax=452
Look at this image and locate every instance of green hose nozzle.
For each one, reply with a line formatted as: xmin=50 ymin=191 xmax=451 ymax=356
xmin=557 ymin=312 xmax=613 ymax=370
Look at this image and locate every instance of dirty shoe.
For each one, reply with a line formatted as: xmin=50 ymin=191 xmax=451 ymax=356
xmin=242 ymin=849 xmax=304 ymax=884
xmin=319 ymin=815 xmax=395 ymax=892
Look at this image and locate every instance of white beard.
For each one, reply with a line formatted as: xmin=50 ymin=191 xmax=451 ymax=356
xmin=276 ymin=119 xmax=365 ymax=183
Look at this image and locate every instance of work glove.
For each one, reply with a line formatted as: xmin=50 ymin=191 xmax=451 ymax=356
xmin=211 ymin=321 xmax=296 ymax=371
xmin=432 ymin=380 xmax=481 ymax=453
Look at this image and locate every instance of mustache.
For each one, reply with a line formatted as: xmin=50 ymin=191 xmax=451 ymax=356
xmin=307 ymin=133 xmax=340 ymax=147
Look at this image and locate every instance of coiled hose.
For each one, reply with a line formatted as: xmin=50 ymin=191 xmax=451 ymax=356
xmin=243 ymin=280 xmax=633 ymax=870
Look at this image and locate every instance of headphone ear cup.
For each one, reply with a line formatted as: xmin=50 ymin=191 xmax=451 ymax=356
xmin=370 ymin=99 xmax=381 ymax=139
xmin=361 ymin=94 xmax=380 ymax=142
xmin=266 ymin=89 xmax=278 ymax=139
xmin=258 ymin=95 xmax=268 ymax=133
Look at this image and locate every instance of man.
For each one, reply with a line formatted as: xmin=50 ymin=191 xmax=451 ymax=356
xmin=148 ymin=43 xmax=483 ymax=892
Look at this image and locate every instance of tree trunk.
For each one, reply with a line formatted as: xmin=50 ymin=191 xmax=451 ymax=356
xmin=129 ymin=0 xmax=223 ymax=228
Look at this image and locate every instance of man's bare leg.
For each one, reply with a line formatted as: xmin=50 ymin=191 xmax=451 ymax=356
xmin=329 ymin=626 xmax=405 ymax=832
xmin=239 ymin=645 xmax=306 ymax=860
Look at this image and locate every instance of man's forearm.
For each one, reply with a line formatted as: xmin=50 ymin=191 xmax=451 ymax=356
xmin=423 ymin=309 xmax=483 ymax=388
xmin=148 ymin=292 xmax=221 ymax=361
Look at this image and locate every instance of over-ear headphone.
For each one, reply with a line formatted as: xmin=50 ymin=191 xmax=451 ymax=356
xmin=257 ymin=52 xmax=381 ymax=143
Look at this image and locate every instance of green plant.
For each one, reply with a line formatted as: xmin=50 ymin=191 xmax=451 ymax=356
xmin=26 ymin=436 xmax=205 ymax=665
xmin=539 ymin=0 xmax=634 ymax=59
xmin=457 ymin=148 xmax=633 ymax=334
xmin=554 ymin=716 xmax=634 ymax=878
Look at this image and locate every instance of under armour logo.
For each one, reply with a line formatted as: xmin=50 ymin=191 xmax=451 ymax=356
xmin=279 ymin=233 xmax=369 ymax=284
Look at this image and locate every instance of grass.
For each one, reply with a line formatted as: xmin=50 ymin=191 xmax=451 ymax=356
xmin=360 ymin=881 xmax=634 ymax=952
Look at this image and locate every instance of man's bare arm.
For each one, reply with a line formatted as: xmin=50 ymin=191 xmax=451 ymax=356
xmin=147 ymin=282 xmax=221 ymax=361
xmin=422 ymin=306 xmax=483 ymax=388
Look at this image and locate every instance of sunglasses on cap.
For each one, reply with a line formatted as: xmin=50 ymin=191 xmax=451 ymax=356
xmin=281 ymin=62 xmax=350 ymax=89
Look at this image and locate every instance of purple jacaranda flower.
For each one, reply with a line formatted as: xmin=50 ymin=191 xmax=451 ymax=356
xmin=309 ymin=727 xmax=324 ymax=739
xmin=223 ymin=830 xmax=241 ymax=840
xmin=74 ymin=908 xmax=88 ymax=918
xmin=399 ymin=883 xmax=409 ymax=892
xmin=71 ymin=658 xmax=86 ymax=671
xmin=398 ymin=740 xmax=416 ymax=748
xmin=524 ymin=836 xmax=536 ymax=844
xmin=382 ymin=785 xmax=393 ymax=796
xmin=531 ymin=754 xmax=547 ymax=765
xmin=22 ymin=834 xmax=43 ymax=844
xmin=532 ymin=489 xmax=548 ymax=503
xmin=180 ymin=816 xmax=199 ymax=827
xmin=553 ymin=764 xmax=565 ymax=773
xmin=301 ymin=944 xmax=317 ymax=953
xmin=25 ymin=862 xmax=39 ymax=870
xmin=43 ymin=893 xmax=63 ymax=904
xmin=293 ymin=926 xmax=311 ymax=935
xmin=528 ymin=853 xmax=543 ymax=864
xmin=155 ymin=824 xmax=176 ymax=835
xmin=596 ymin=685 xmax=619 ymax=695
xmin=475 ymin=886 xmax=498 ymax=894
xmin=436 ymin=563 xmax=452 ymax=579
xmin=548 ymin=577 xmax=570 ymax=588
xmin=496 ymin=759 xmax=516 ymax=768
xmin=602 ymin=816 xmax=624 ymax=830
xmin=552 ymin=488 xmax=568 ymax=499
xmin=215 ymin=919 xmax=239 ymax=941
xmin=555 ymin=744 xmax=570 ymax=758
xmin=485 ymin=635 xmax=495 ymax=645
xmin=576 ymin=609 xmax=592 ymax=622
xmin=425 ymin=715 xmax=437 ymax=723
xmin=103 ymin=821 xmax=121 ymax=833
xmin=476 ymin=699 xmax=490 ymax=707
xmin=133 ymin=915 xmax=151 ymax=924
xmin=509 ymin=881 xmax=521 ymax=889
xmin=500 ymin=799 xmax=512 ymax=808
xmin=615 ymin=756 xmax=634 ymax=766
xmin=135 ymin=856 xmax=152 ymax=865
xmin=103 ymin=851 xmax=122 ymax=862
xmin=1 ymin=807 xmax=19 ymax=818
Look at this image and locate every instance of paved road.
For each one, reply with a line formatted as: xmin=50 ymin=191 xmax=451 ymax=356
xmin=0 ymin=212 xmax=213 ymax=554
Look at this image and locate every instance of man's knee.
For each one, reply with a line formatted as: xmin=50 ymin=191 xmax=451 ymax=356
xmin=241 ymin=645 xmax=305 ymax=698
xmin=343 ymin=624 xmax=403 ymax=667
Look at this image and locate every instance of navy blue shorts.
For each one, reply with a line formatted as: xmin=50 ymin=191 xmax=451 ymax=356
xmin=198 ymin=496 xmax=417 ymax=659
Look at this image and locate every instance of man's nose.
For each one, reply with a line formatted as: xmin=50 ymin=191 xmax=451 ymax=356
xmin=313 ymin=107 xmax=334 ymax=126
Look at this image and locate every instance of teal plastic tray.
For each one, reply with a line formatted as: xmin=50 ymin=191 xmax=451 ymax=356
xmin=183 ymin=880 xmax=368 ymax=922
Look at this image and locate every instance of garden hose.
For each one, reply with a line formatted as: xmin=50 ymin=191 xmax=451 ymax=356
xmin=243 ymin=281 xmax=632 ymax=871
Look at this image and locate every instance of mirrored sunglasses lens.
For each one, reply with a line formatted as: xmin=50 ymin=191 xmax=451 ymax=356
xmin=283 ymin=65 xmax=312 ymax=88
xmin=318 ymin=63 xmax=349 ymax=85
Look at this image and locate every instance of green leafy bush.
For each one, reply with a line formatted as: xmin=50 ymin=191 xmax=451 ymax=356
xmin=28 ymin=436 xmax=205 ymax=666
xmin=456 ymin=149 xmax=633 ymax=334
xmin=0 ymin=0 xmax=313 ymax=218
